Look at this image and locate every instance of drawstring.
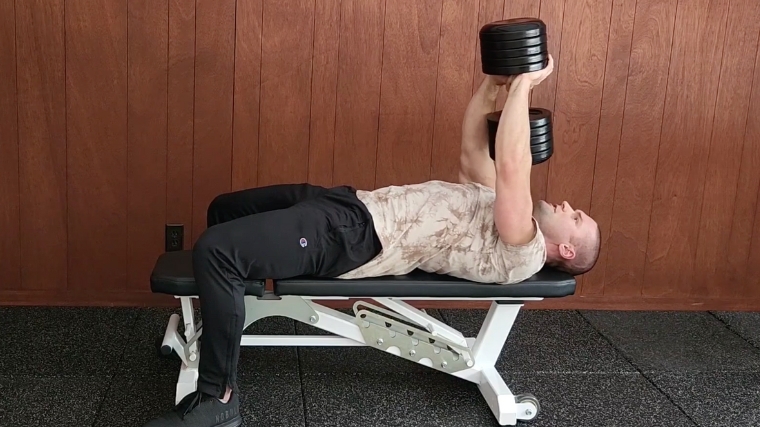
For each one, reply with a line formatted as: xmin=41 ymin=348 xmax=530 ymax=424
xmin=178 ymin=391 xmax=204 ymax=418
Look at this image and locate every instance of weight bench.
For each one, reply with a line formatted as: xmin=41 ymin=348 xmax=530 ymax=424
xmin=151 ymin=250 xmax=576 ymax=425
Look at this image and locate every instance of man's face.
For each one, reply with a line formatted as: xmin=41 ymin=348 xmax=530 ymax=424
xmin=533 ymin=200 xmax=596 ymax=247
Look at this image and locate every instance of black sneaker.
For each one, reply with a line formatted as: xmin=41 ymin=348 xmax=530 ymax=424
xmin=143 ymin=390 xmax=242 ymax=427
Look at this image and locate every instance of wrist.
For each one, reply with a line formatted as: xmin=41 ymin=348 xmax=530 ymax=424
xmin=508 ymin=76 xmax=532 ymax=94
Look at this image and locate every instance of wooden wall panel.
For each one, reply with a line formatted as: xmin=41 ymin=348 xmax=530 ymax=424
xmin=584 ymin=0 xmax=636 ymax=295
xmin=0 ymin=0 xmax=20 ymax=291
xmin=430 ymin=0 xmax=479 ymax=183
xmin=332 ymin=0 xmax=386 ymax=189
xmin=693 ymin=0 xmax=760 ymax=298
xmin=736 ymin=46 xmax=760 ymax=299
xmin=308 ymin=0 xmax=341 ymax=187
xmin=603 ymin=0 xmax=677 ymax=296
xmin=4 ymin=0 xmax=760 ymax=309
xmin=167 ymin=0 xmax=195 ymax=248
xmin=127 ymin=0 xmax=168 ymax=292
xmin=256 ymin=0 xmax=314 ymax=186
xmin=191 ymin=0 xmax=235 ymax=241
xmin=66 ymin=0 xmax=128 ymax=290
xmin=643 ymin=0 xmax=729 ymax=297
xmin=16 ymin=0 xmax=67 ymax=291
xmin=232 ymin=0 xmax=262 ymax=190
xmin=374 ymin=0 xmax=443 ymax=187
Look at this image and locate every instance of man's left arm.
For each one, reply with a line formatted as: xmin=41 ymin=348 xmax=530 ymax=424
xmin=493 ymin=57 xmax=554 ymax=245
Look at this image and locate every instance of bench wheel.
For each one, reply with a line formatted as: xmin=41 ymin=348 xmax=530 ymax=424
xmin=155 ymin=336 xmax=179 ymax=360
xmin=515 ymin=393 xmax=540 ymax=421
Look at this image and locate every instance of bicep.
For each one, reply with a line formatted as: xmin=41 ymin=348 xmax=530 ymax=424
xmin=493 ymin=174 xmax=535 ymax=245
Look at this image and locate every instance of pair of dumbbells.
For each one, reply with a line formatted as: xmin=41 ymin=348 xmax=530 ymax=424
xmin=481 ymin=18 xmax=553 ymax=165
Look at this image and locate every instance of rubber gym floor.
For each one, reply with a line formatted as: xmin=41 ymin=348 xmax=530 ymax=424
xmin=0 ymin=307 xmax=758 ymax=427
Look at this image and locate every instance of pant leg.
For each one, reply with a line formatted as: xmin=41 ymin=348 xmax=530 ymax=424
xmin=193 ymin=189 xmax=380 ymax=398
xmin=207 ymin=183 xmax=329 ymax=227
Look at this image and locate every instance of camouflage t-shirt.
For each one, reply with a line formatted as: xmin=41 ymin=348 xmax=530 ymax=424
xmin=338 ymin=180 xmax=546 ymax=284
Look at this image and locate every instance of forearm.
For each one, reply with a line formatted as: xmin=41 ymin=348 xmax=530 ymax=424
xmin=461 ymin=78 xmax=500 ymax=157
xmin=494 ymin=77 xmax=532 ymax=181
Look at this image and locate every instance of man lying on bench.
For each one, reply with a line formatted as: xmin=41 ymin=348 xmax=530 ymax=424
xmin=144 ymin=55 xmax=601 ymax=427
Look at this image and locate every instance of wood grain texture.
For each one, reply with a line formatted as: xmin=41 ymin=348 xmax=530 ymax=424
xmin=0 ymin=0 xmax=20 ymax=291
xmin=643 ymin=0 xmax=729 ymax=297
xmin=584 ymin=0 xmax=636 ymax=295
xmin=530 ymin=0 xmax=566 ymax=203
xmin=16 ymin=0 xmax=67 ymax=290
xmin=308 ymin=0 xmax=341 ymax=187
xmin=736 ymin=45 xmax=760 ymax=298
xmin=192 ymin=0 xmax=235 ymax=241
xmin=332 ymin=0 xmax=386 ymax=189
xmin=256 ymin=0 xmax=314 ymax=186
xmin=693 ymin=0 xmax=760 ymax=298
xmin=429 ymin=0 xmax=479 ymax=183
xmin=127 ymin=0 xmax=168 ymax=292
xmin=66 ymin=0 xmax=128 ymax=290
xmin=167 ymin=0 xmax=195 ymax=247
xmin=374 ymin=0 xmax=443 ymax=187
xmin=471 ymin=0 xmax=505 ymax=94
xmin=232 ymin=0 xmax=262 ymax=190
xmin=603 ymin=0 xmax=677 ymax=296
xmin=546 ymin=0 xmax=612 ymax=213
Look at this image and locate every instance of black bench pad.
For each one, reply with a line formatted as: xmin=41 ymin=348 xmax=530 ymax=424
xmin=150 ymin=251 xmax=266 ymax=297
xmin=274 ymin=268 xmax=576 ymax=299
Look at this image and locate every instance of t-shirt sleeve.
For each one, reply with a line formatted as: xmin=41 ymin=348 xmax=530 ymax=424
xmin=493 ymin=218 xmax=547 ymax=284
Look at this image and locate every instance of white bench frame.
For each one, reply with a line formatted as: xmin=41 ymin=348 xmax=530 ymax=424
xmin=160 ymin=291 xmax=543 ymax=425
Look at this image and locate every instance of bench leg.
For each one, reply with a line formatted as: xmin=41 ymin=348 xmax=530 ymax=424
xmin=471 ymin=302 xmax=539 ymax=425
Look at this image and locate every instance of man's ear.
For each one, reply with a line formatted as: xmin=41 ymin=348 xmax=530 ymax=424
xmin=558 ymin=243 xmax=576 ymax=260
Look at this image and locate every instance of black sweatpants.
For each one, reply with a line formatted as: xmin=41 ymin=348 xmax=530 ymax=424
xmin=192 ymin=183 xmax=382 ymax=398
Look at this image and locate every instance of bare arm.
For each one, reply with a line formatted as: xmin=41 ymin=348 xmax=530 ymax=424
xmin=493 ymin=57 xmax=554 ymax=245
xmin=458 ymin=76 xmax=504 ymax=189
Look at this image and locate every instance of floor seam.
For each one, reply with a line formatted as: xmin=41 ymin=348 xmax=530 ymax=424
xmin=90 ymin=309 xmax=143 ymax=427
xmin=576 ymin=310 xmax=700 ymax=426
xmin=708 ymin=311 xmax=760 ymax=352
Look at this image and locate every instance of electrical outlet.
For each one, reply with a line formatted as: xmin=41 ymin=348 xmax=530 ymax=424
xmin=165 ymin=224 xmax=184 ymax=252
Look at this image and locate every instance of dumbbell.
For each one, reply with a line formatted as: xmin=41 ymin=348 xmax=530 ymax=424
xmin=486 ymin=108 xmax=553 ymax=165
xmin=480 ymin=18 xmax=549 ymax=76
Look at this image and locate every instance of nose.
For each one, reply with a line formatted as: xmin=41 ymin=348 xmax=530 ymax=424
xmin=562 ymin=201 xmax=572 ymax=211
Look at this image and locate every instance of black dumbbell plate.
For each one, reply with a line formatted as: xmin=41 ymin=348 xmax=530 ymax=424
xmin=481 ymin=44 xmax=547 ymax=59
xmin=480 ymin=35 xmax=546 ymax=50
xmin=483 ymin=60 xmax=548 ymax=76
xmin=530 ymin=141 xmax=552 ymax=152
xmin=530 ymin=123 xmax=551 ymax=136
xmin=529 ymin=108 xmax=551 ymax=128
xmin=480 ymin=18 xmax=546 ymax=41
xmin=482 ymin=52 xmax=549 ymax=67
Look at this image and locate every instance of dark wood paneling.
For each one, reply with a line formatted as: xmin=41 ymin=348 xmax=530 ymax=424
xmin=16 ymin=0 xmax=67 ymax=291
xmin=374 ymin=0 xmax=442 ymax=187
xmin=546 ymin=0 xmax=612 ymax=214
xmin=643 ymin=0 xmax=729 ymax=297
xmin=530 ymin=0 xmax=565 ymax=203
xmin=693 ymin=0 xmax=760 ymax=298
xmin=308 ymin=0 xmax=341 ymax=187
xmin=584 ymin=0 xmax=636 ymax=295
xmin=603 ymin=0 xmax=677 ymax=296
xmin=737 ymin=46 xmax=760 ymax=299
xmin=127 ymin=0 xmax=168 ymax=292
xmin=430 ymin=0 xmax=479 ymax=183
xmin=332 ymin=0 xmax=386 ymax=189
xmin=256 ymin=0 xmax=314 ymax=186
xmin=66 ymin=0 xmax=128 ymax=290
xmin=232 ymin=0 xmax=263 ymax=190
xmin=0 ymin=0 xmax=20 ymax=291
xmin=191 ymin=0 xmax=235 ymax=241
xmin=471 ymin=0 xmax=505 ymax=94
xmin=166 ymin=0 xmax=195 ymax=248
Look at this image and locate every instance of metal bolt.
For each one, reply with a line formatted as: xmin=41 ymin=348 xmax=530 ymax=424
xmin=411 ymin=338 xmax=419 ymax=346
xmin=467 ymin=360 xmax=474 ymax=367
xmin=309 ymin=315 xmax=317 ymax=323
xmin=525 ymin=409 xmax=533 ymax=416
xmin=441 ymin=361 xmax=448 ymax=369
xmin=377 ymin=339 xmax=384 ymax=346
xmin=409 ymin=350 xmax=416 ymax=357
xmin=362 ymin=321 xmax=370 ymax=328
